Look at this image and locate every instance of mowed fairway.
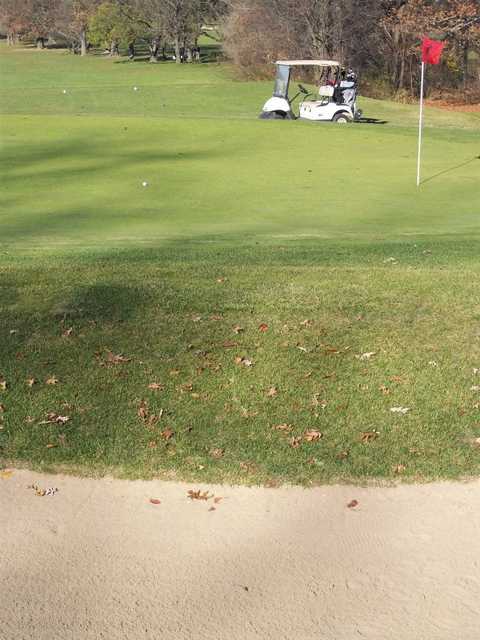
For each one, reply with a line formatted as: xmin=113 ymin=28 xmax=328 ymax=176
xmin=1 ymin=45 xmax=480 ymax=483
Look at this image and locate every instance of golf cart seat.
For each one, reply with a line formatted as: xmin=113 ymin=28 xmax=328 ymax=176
xmin=318 ymin=85 xmax=335 ymax=98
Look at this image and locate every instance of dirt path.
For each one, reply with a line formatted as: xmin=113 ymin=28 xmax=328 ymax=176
xmin=1 ymin=470 xmax=479 ymax=639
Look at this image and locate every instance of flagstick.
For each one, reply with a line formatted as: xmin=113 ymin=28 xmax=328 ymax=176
xmin=416 ymin=61 xmax=425 ymax=187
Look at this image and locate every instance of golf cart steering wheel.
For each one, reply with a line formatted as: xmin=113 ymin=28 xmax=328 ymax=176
xmin=298 ymin=84 xmax=309 ymax=95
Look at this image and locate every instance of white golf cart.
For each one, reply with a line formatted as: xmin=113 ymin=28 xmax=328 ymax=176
xmin=259 ymin=60 xmax=362 ymax=123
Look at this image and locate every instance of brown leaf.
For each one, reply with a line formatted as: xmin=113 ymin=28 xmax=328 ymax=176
xmin=0 ymin=380 xmax=7 ymax=391
xmin=471 ymin=437 xmax=480 ymax=448
xmin=213 ymin=496 xmax=223 ymax=504
xmin=62 ymin=327 xmax=73 ymax=337
xmin=45 ymin=376 xmax=59 ymax=385
xmin=233 ymin=325 xmax=244 ymax=334
xmin=235 ymin=356 xmax=254 ymax=367
xmin=0 ymin=403 xmax=5 ymax=413
xmin=149 ymin=498 xmax=161 ymax=505
xmin=46 ymin=443 xmax=57 ymax=449
xmin=147 ymin=440 xmax=157 ymax=449
xmin=169 ymin=369 xmax=180 ymax=376
xmin=208 ymin=506 xmax=216 ymax=512
xmin=337 ymin=450 xmax=349 ymax=460
xmin=347 ymin=499 xmax=359 ymax=509
xmin=160 ymin=428 xmax=174 ymax=441
xmin=272 ymin=423 xmax=293 ymax=432
xmin=361 ymin=430 xmax=379 ymax=443
xmin=393 ymin=464 xmax=406 ymax=474
xmin=210 ymin=448 xmax=224 ymax=459
xmin=148 ymin=382 xmax=164 ymax=391
xmin=289 ymin=436 xmax=302 ymax=448
xmin=26 ymin=378 xmax=36 ymax=387
xmin=266 ymin=386 xmax=278 ymax=398
xmin=389 ymin=375 xmax=405 ymax=384
xmin=137 ymin=400 xmax=149 ymax=421
xmin=258 ymin=323 xmax=269 ymax=332
xmin=216 ymin=277 xmax=227 ymax=283
xmin=300 ymin=319 xmax=313 ymax=327
xmin=223 ymin=341 xmax=237 ymax=349
xmin=303 ymin=429 xmax=323 ymax=442
xmin=379 ymin=385 xmax=390 ymax=395
xmin=187 ymin=489 xmax=212 ymax=501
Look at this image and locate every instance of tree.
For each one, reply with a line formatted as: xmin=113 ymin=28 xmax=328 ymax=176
xmin=0 ymin=0 xmax=32 ymax=45
xmin=56 ymin=0 xmax=101 ymax=55
xmin=89 ymin=1 xmax=140 ymax=55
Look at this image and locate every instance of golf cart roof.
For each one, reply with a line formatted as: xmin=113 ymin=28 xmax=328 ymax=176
xmin=275 ymin=60 xmax=341 ymax=67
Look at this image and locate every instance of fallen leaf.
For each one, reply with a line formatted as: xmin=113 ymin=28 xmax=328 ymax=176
xmin=62 ymin=327 xmax=73 ymax=337
xmin=272 ymin=423 xmax=293 ymax=432
xmin=361 ymin=431 xmax=379 ymax=443
xmin=210 ymin=448 xmax=224 ymax=459
xmin=0 ymin=469 xmax=13 ymax=479
xmin=389 ymin=375 xmax=405 ymax=384
xmin=472 ymin=437 xmax=480 ymax=447
xmin=337 ymin=450 xmax=349 ymax=460
xmin=235 ymin=356 xmax=254 ymax=367
xmin=149 ymin=498 xmax=161 ymax=505
xmin=357 ymin=352 xmax=376 ymax=361
xmin=289 ymin=436 xmax=302 ymax=448
xmin=393 ymin=464 xmax=406 ymax=474
xmin=471 ymin=386 xmax=480 ymax=392
xmin=160 ymin=428 xmax=174 ymax=441
xmin=266 ymin=386 xmax=278 ymax=398
xmin=147 ymin=440 xmax=157 ymax=448
xmin=379 ymin=385 xmax=390 ymax=395
xmin=390 ymin=407 xmax=410 ymax=414
xmin=473 ymin=368 xmax=479 ymax=375
xmin=0 ymin=381 xmax=7 ymax=391
xmin=0 ymin=403 xmax=5 ymax=413
xmin=169 ymin=369 xmax=180 ymax=376
xmin=213 ymin=496 xmax=223 ymax=504
xmin=103 ymin=351 xmax=131 ymax=365
xmin=233 ymin=325 xmax=244 ymax=334
xmin=45 ymin=376 xmax=59 ymax=385
xmin=223 ymin=340 xmax=237 ymax=349
xmin=347 ymin=499 xmax=359 ymax=509
xmin=9 ymin=329 xmax=18 ymax=335
xmin=300 ymin=319 xmax=313 ymax=327
xmin=428 ymin=360 xmax=438 ymax=367
xmin=26 ymin=378 xmax=36 ymax=387
xmin=208 ymin=506 xmax=216 ymax=512
xmin=304 ymin=429 xmax=322 ymax=442
xmin=46 ymin=443 xmax=57 ymax=449
xmin=258 ymin=323 xmax=269 ymax=332
xmin=148 ymin=382 xmax=164 ymax=391
xmin=187 ymin=489 xmax=212 ymax=501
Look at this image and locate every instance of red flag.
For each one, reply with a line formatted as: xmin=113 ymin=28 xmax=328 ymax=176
xmin=422 ymin=38 xmax=445 ymax=65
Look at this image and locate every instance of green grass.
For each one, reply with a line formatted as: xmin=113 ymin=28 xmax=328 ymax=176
xmin=1 ymin=44 xmax=480 ymax=484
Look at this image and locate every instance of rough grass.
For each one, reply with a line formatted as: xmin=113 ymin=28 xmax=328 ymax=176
xmin=1 ymin=44 xmax=480 ymax=484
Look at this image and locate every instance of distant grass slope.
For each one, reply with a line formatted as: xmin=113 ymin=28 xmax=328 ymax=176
xmin=1 ymin=45 xmax=479 ymax=484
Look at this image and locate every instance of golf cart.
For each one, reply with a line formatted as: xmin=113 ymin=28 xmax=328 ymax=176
xmin=259 ymin=60 xmax=362 ymax=123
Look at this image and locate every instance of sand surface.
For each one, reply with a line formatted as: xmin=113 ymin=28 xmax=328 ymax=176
xmin=1 ymin=470 xmax=479 ymax=639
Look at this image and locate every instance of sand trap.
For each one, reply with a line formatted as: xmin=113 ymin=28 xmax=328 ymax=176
xmin=1 ymin=470 xmax=479 ymax=639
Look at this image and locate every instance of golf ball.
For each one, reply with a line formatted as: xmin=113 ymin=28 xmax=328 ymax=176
xmin=142 ymin=181 xmax=148 ymax=187
xmin=133 ymin=86 xmax=138 ymax=91
xmin=63 ymin=89 xmax=67 ymax=94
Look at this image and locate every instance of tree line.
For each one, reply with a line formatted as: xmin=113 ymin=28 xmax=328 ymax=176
xmin=0 ymin=0 xmax=226 ymax=61
xmin=1 ymin=0 xmax=479 ymax=95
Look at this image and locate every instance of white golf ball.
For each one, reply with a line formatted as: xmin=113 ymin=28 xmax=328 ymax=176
xmin=133 ymin=86 xmax=138 ymax=91
xmin=63 ymin=89 xmax=67 ymax=94
xmin=142 ymin=181 xmax=148 ymax=187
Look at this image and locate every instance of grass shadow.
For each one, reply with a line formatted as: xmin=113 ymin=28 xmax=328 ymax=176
xmin=421 ymin=156 xmax=480 ymax=185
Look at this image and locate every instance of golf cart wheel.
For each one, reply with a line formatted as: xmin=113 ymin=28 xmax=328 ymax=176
xmin=333 ymin=112 xmax=353 ymax=123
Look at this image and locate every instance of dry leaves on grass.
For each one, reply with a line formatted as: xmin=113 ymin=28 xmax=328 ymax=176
xmin=258 ymin=323 xmax=269 ymax=332
xmin=26 ymin=378 xmax=36 ymax=387
xmin=356 ymin=352 xmax=376 ymax=361
xmin=361 ymin=430 xmax=379 ymax=443
xmin=272 ymin=423 xmax=293 ymax=432
xmin=233 ymin=325 xmax=244 ymax=334
xmin=137 ymin=400 xmax=162 ymax=428
xmin=39 ymin=412 xmax=70 ymax=425
xmin=266 ymin=386 xmax=278 ymax=398
xmin=62 ymin=327 xmax=74 ymax=337
xmin=0 ymin=404 xmax=5 ymax=413
xmin=45 ymin=376 xmax=59 ymax=385
xmin=160 ymin=428 xmax=174 ymax=441
xmin=148 ymin=382 xmax=164 ymax=391
xmin=470 ymin=386 xmax=480 ymax=392
xmin=235 ymin=356 xmax=254 ymax=367
xmin=0 ymin=380 xmax=7 ymax=391
xmin=379 ymin=385 xmax=390 ymax=395
xmin=289 ymin=436 xmax=302 ymax=448
xmin=210 ymin=448 xmax=224 ymax=459
xmin=303 ymin=429 xmax=323 ymax=442
xmin=393 ymin=464 xmax=406 ymax=474
xmin=300 ymin=319 xmax=313 ymax=327
xmin=97 ymin=350 xmax=131 ymax=366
